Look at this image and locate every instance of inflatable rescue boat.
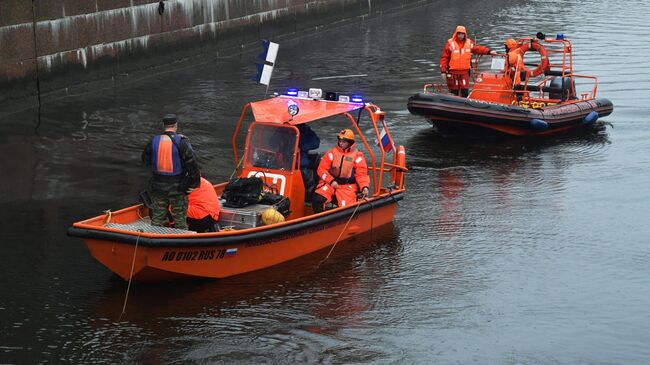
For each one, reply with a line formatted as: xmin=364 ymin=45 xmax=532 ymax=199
xmin=68 ymin=91 xmax=407 ymax=281
xmin=408 ymin=34 xmax=613 ymax=136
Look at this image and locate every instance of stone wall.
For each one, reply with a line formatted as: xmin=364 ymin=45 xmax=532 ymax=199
xmin=0 ymin=0 xmax=431 ymax=110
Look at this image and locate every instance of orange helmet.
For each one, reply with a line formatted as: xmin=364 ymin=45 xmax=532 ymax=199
xmin=337 ymin=128 xmax=355 ymax=143
xmin=504 ymin=38 xmax=518 ymax=50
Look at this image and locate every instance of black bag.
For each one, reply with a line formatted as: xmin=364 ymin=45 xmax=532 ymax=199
xmin=259 ymin=192 xmax=291 ymax=217
xmin=222 ymin=177 xmax=263 ymax=208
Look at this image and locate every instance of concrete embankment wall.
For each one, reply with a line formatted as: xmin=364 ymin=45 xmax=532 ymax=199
xmin=0 ymin=0 xmax=431 ymax=111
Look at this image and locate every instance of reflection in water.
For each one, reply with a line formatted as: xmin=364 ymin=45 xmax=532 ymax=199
xmin=434 ymin=168 xmax=466 ymax=236
xmin=70 ymin=225 xmax=401 ymax=364
xmin=409 ymin=123 xmax=612 ymax=244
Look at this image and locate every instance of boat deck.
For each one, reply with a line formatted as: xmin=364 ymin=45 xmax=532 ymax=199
xmin=105 ymin=218 xmax=196 ymax=234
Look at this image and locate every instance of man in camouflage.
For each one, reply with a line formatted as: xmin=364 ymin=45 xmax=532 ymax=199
xmin=142 ymin=114 xmax=200 ymax=230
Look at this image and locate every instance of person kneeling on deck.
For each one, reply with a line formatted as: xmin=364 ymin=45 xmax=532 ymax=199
xmin=187 ymin=176 xmax=221 ymax=232
xmin=311 ymin=129 xmax=370 ymax=213
xmin=142 ymin=114 xmax=200 ymax=230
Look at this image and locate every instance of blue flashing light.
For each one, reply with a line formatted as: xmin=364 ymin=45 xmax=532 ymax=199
xmin=556 ymin=33 xmax=564 ymax=40
xmin=351 ymin=94 xmax=364 ymax=103
xmin=286 ymin=88 xmax=299 ymax=96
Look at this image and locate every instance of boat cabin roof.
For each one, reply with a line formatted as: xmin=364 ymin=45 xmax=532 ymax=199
xmin=250 ymin=96 xmax=364 ymax=125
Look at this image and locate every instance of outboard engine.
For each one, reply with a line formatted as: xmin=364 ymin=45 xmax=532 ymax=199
xmin=549 ymin=76 xmax=576 ymax=101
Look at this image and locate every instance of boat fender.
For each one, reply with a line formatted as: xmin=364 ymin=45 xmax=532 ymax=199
xmin=530 ymin=119 xmax=548 ymax=130
xmin=392 ymin=145 xmax=407 ymax=188
xmin=261 ymin=208 xmax=285 ymax=225
xmin=583 ymin=111 xmax=599 ymax=124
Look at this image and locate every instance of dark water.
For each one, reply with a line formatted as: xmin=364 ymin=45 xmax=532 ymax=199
xmin=2 ymin=0 xmax=650 ymax=363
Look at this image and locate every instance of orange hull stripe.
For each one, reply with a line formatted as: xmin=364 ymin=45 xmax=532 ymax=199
xmin=157 ymin=138 xmax=174 ymax=173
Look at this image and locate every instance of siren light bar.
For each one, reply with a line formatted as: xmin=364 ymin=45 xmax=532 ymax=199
xmin=351 ymin=94 xmax=364 ymax=103
xmin=286 ymin=88 xmax=298 ymax=96
xmin=284 ymin=87 xmax=365 ymax=104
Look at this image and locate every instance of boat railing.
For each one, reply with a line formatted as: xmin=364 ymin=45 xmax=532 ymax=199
xmin=369 ymin=163 xmax=407 ymax=173
xmin=516 ymin=73 xmax=599 ymax=104
xmin=423 ymin=83 xmax=445 ymax=93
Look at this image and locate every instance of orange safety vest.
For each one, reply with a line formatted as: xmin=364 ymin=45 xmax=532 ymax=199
xmin=447 ymin=39 xmax=474 ymax=71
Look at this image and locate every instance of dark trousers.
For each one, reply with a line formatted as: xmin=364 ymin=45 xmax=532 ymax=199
xmin=187 ymin=215 xmax=218 ymax=233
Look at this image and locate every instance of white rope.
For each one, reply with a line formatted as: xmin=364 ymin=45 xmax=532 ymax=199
xmin=323 ymin=199 xmax=364 ymax=261
xmin=119 ymin=230 xmax=142 ymax=321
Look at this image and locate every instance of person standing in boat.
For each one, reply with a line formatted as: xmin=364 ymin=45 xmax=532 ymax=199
xmin=439 ymin=25 xmax=497 ymax=97
xmin=504 ymin=38 xmax=525 ymax=85
xmin=296 ymin=123 xmax=320 ymax=196
xmin=186 ymin=176 xmax=221 ymax=232
xmin=142 ymin=114 xmax=200 ymax=230
xmin=311 ymin=129 xmax=370 ymax=213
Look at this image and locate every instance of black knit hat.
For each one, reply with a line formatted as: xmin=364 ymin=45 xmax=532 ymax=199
xmin=162 ymin=114 xmax=178 ymax=125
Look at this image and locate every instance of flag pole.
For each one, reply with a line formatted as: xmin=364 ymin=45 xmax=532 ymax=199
xmin=264 ymin=68 xmax=273 ymax=98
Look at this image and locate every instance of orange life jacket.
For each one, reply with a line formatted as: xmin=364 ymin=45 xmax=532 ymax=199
xmin=329 ymin=147 xmax=357 ymax=181
xmin=317 ymin=145 xmax=370 ymax=192
xmin=507 ymin=48 xmax=525 ymax=83
xmin=319 ymin=146 xmax=367 ymax=185
xmin=447 ymin=39 xmax=474 ymax=71
xmin=508 ymin=48 xmax=524 ymax=68
xmin=151 ymin=133 xmax=183 ymax=176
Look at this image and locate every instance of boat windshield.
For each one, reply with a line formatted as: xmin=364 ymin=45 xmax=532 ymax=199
xmin=247 ymin=124 xmax=297 ymax=171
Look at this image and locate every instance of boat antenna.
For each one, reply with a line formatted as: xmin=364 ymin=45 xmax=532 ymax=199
xmin=355 ymin=107 xmax=363 ymax=125
xmin=229 ymin=153 xmax=246 ymax=181
xmin=118 ymin=229 xmax=143 ymax=321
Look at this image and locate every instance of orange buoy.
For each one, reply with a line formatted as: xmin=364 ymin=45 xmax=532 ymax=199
xmin=518 ymin=40 xmax=550 ymax=77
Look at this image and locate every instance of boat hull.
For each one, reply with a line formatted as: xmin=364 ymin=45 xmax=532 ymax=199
xmin=70 ymin=193 xmax=402 ymax=281
xmin=407 ymin=92 xmax=614 ymax=136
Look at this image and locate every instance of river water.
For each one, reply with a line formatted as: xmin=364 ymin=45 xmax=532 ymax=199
xmin=1 ymin=0 xmax=649 ymax=363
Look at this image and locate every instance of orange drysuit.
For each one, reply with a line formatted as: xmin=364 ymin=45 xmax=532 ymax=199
xmin=439 ymin=25 xmax=491 ymax=96
xmin=313 ymin=145 xmax=370 ymax=210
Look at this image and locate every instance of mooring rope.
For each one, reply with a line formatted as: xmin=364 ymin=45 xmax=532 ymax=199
xmin=322 ymin=199 xmax=364 ymax=261
xmin=119 ymin=229 xmax=143 ymax=321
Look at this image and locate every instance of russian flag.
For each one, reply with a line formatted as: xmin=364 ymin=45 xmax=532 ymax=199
xmin=379 ymin=126 xmax=394 ymax=153
xmin=224 ymin=248 xmax=238 ymax=258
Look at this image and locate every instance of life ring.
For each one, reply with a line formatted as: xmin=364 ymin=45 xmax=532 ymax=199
xmin=518 ymin=40 xmax=550 ymax=77
xmin=392 ymin=145 xmax=406 ymax=188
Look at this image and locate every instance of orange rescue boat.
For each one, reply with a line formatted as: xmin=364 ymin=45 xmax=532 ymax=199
xmin=67 ymin=93 xmax=407 ymax=281
xmin=408 ymin=34 xmax=613 ymax=136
